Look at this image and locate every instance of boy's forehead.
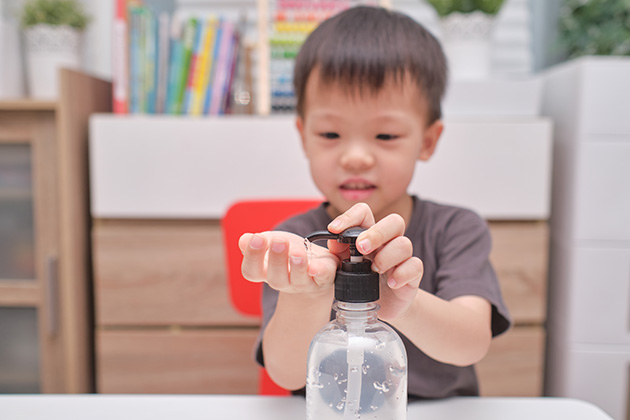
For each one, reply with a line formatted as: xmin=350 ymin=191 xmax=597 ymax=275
xmin=303 ymin=68 xmax=428 ymax=116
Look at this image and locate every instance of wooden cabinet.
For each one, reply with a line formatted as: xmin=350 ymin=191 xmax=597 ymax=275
xmin=93 ymin=218 xmax=548 ymax=396
xmin=0 ymin=69 xmax=111 ymax=393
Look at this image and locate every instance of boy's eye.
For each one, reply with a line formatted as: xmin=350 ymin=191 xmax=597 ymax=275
xmin=376 ymin=134 xmax=398 ymax=141
xmin=320 ymin=132 xmax=340 ymax=139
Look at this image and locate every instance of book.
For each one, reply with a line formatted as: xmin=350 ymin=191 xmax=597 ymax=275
xmin=144 ymin=7 xmax=157 ymax=114
xmin=128 ymin=5 xmax=143 ymax=113
xmin=156 ymin=11 xmax=170 ymax=114
xmin=112 ymin=0 xmax=129 ymax=113
xmin=202 ymin=18 xmax=224 ymax=115
xmin=173 ymin=17 xmax=198 ymax=114
xmin=208 ymin=20 xmax=235 ymax=115
xmin=182 ymin=18 xmax=205 ymax=114
xmin=190 ymin=16 xmax=218 ymax=116
xmin=165 ymin=14 xmax=183 ymax=114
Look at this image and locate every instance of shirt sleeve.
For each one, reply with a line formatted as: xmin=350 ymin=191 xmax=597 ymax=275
xmin=433 ymin=209 xmax=512 ymax=337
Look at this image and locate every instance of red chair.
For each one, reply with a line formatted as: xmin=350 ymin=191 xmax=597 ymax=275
xmin=221 ymin=199 xmax=322 ymax=395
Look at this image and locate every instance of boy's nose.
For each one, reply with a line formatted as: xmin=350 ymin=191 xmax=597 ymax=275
xmin=340 ymin=142 xmax=375 ymax=172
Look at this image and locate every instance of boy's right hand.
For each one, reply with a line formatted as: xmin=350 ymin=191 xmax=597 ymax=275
xmin=239 ymin=231 xmax=339 ymax=296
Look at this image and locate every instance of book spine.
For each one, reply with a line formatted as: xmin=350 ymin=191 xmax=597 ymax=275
xmin=182 ymin=18 xmax=205 ymax=114
xmin=156 ymin=11 xmax=170 ymax=114
xmin=221 ymin=29 xmax=240 ymax=114
xmin=209 ymin=20 xmax=234 ymax=115
xmin=166 ymin=14 xmax=182 ymax=114
xmin=113 ymin=0 xmax=129 ymax=114
xmin=190 ymin=16 xmax=217 ymax=116
xmin=174 ymin=18 xmax=198 ymax=115
xmin=129 ymin=6 xmax=142 ymax=113
xmin=202 ymin=18 xmax=224 ymax=115
xmin=145 ymin=8 xmax=157 ymax=114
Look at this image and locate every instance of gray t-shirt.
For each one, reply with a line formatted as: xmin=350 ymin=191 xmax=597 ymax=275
xmin=256 ymin=196 xmax=511 ymax=398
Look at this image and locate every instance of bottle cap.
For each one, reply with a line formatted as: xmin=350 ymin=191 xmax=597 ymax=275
xmin=305 ymin=228 xmax=380 ymax=303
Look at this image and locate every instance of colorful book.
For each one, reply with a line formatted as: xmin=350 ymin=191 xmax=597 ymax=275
xmin=208 ymin=20 xmax=234 ymax=115
xmin=202 ymin=18 xmax=224 ymax=115
xmin=182 ymin=18 xmax=205 ymax=114
xmin=173 ymin=17 xmax=198 ymax=115
xmin=165 ymin=14 xmax=183 ymax=114
xmin=190 ymin=16 xmax=218 ymax=116
xmin=156 ymin=11 xmax=170 ymax=114
xmin=144 ymin=7 xmax=157 ymax=114
xmin=222 ymin=29 xmax=241 ymax=114
xmin=128 ymin=5 xmax=143 ymax=113
xmin=113 ymin=0 xmax=129 ymax=114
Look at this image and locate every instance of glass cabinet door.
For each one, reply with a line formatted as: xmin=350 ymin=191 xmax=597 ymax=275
xmin=0 ymin=143 xmax=41 ymax=392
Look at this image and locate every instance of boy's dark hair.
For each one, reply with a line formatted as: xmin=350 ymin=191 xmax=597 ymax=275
xmin=293 ymin=6 xmax=447 ymax=124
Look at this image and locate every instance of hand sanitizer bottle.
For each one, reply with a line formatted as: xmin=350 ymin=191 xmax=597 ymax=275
xmin=305 ymin=228 xmax=408 ymax=420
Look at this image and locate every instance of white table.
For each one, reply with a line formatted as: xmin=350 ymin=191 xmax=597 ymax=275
xmin=0 ymin=395 xmax=614 ymax=420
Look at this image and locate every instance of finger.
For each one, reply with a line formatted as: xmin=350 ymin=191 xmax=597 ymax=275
xmin=328 ymin=202 xmax=375 ymax=233
xmin=307 ymin=253 xmax=339 ymax=288
xmin=241 ymin=233 xmax=268 ymax=282
xmin=266 ymin=237 xmax=290 ymax=290
xmin=386 ymin=257 xmax=424 ymax=290
xmin=356 ymin=213 xmax=405 ymax=255
xmin=371 ymin=236 xmax=413 ymax=274
xmin=287 ymin=246 xmax=311 ymax=292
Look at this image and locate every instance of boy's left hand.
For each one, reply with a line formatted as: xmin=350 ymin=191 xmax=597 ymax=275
xmin=328 ymin=203 xmax=423 ymax=322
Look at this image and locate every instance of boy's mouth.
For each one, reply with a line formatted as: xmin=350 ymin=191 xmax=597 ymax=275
xmin=339 ymin=180 xmax=376 ymax=201
xmin=340 ymin=181 xmax=376 ymax=191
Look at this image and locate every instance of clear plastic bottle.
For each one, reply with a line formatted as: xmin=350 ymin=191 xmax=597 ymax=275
xmin=305 ymin=228 xmax=408 ymax=420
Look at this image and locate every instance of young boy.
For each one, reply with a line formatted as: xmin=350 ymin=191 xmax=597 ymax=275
xmin=239 ymin=6 xmax=511 ymax=398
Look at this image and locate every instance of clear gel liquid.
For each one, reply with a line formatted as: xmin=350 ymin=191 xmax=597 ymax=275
xmin=306 ymin=318 xmax=407 ymax=420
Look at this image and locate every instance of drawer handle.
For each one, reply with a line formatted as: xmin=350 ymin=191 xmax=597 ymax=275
xmin=46 ymin=255 xmax=59 ymax=338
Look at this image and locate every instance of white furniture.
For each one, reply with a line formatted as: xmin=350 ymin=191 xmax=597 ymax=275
xmin=0 ymin=395 xmax=614 ymax=420
xmin=89 ymin=115 xmax=552 ymax=220
xmin=541 ymin=56 xmax=630 ymax=420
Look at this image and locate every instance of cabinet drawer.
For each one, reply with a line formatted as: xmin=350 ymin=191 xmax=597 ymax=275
xmin=488 ymin=222 xmax=548 ymax=325
xmin=93 ymin=220 xmax=257 ymax=327
xmin=476 ymin=326 xmax=545 ymax=397
xmin=96 ymin=328 xmax=260 ymax=394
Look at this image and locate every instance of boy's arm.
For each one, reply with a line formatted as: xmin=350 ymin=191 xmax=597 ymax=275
xmin=262 ymin=289 xmax=333 ymax=389
xmin=392 ymin=292 xmax=492 ymax=366
xmin=329 ymin=203 xmax=494 ymax=367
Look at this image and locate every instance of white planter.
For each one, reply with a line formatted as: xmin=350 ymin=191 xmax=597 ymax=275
xmin=440 ymin=11 xmax=495 ymax=81
xmin=24 ymin=24 xmax=83 ymax=99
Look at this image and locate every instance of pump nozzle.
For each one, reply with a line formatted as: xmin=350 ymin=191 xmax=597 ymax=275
xmin=305 ymin=227 xmax=365 ymax=258
xmin=306 ymin=227 xmax=379 ymax=303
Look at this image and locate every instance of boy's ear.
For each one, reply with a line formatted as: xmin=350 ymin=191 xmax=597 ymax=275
xmin=419 ymin=119 xmax=444 ymax=161
xmin=296 ymin=116 xmax=308 ymax=154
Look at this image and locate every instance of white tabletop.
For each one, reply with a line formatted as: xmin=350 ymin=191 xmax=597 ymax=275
xmin=0 ymin=395 xmax=613 ymax=420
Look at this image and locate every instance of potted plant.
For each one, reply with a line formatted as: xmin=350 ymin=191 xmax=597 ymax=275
xmin=425 ymin=0 xmax=505 ymax=80
xmin=557 ymin=0 xmax=630 ymax=59
xmin=20 ymin=0 xmax=90 ymax=98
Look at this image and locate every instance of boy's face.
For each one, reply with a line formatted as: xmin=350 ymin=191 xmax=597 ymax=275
xmin=296 ymin=69 xmax=443 ymax=224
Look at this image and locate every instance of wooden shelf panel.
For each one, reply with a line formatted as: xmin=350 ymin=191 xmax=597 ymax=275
xmin=96 ymin=328 xmax=260 ymax=394
xmin=477 ymin=326 xmax=545 ymax=397
xmin=0 ymin=100 xmax=57 ymax=111
xmin=93 ymin=220 xmax=259 ymax=327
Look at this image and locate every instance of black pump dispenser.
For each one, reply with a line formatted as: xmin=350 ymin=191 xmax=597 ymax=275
xmin=305 ymin=227 xmax=379 ymax=303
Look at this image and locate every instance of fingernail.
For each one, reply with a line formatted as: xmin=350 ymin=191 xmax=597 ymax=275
xmin=328 ymin=219 xmax=342 ymax=230
xmin=387 ymin=278 xmax=396 ymax=288
xmin=308 ymin=265 xmax=318 ymax=277
xmin=271 ymin=242 xmax=286 ymax=253
xmin=358 ymin=239 xmax=372 ymax=254
xmin=371 ymin=264 xmax=379 ymax=273
xmin=250 ymin=235 xmax=264 ymax=249
xmin=290 ymin=255 xmax=303 ymax=265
